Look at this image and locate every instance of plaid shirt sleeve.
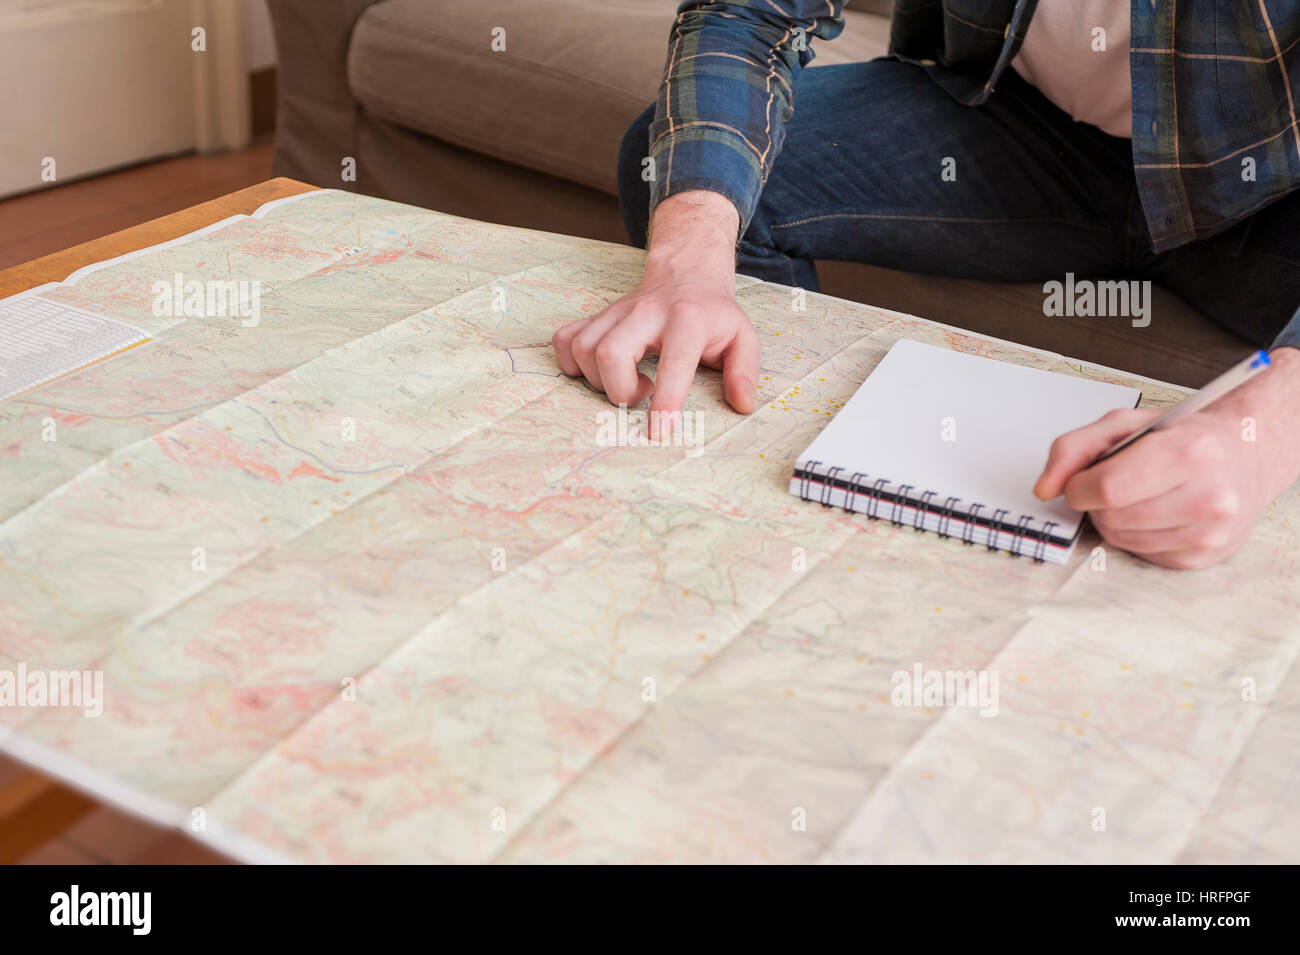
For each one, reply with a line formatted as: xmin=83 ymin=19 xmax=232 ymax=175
xmin=649 ymin=1 xmax=848 ymax=236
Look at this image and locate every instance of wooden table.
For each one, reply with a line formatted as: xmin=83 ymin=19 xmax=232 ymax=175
xmin=0 ymin=177 xmax=316 ymax=863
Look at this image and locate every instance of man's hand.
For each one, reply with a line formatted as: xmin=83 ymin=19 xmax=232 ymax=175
xmin=1033 ymin=348 xmax=1300 ymax=569
xmin=552 ymin=191 xmax=759 ymax=440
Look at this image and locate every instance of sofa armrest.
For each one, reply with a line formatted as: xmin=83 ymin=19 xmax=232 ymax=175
xmin=267 ymin=0 xmax=387 ymax=187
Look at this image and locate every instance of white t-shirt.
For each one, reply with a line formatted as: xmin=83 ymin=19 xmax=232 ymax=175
xmin=1011 ymin=0 xmax=1133 ymax=139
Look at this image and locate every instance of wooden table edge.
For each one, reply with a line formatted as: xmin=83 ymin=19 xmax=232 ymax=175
xmin=0 ymin=177 xmax=319 ymax=299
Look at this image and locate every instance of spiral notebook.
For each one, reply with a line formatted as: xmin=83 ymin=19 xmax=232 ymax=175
xmin=789 ymin=339 xmax=1142 ymax=564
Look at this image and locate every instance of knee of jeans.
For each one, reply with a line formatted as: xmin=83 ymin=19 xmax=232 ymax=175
xmin=617 ymin=104 xmax=656 ymax=247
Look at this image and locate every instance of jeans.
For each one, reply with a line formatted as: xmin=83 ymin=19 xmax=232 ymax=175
xmin=618 ymin=60 xmax=1300 ymax=351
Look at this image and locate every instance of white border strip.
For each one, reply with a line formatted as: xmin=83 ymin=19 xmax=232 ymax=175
xmin=0 ymin=725 xmax=297 ymax=865
xmin=0 ymin=188 xmax=338 ymax=306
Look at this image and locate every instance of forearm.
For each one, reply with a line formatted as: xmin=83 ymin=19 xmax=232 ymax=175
xmin=644 ymin=191 xmax=740 ymax=284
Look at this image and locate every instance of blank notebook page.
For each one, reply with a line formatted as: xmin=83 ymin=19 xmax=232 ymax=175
xmin=792 ymin=338 xmax=1141 ymax=559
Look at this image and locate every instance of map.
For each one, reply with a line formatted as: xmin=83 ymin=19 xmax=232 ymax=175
xmin=0 ymin=190 xmax=1297 ymax=863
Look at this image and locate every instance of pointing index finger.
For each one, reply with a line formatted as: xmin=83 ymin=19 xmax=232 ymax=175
xmin=648 ymin=334 xmax=705 ymax=441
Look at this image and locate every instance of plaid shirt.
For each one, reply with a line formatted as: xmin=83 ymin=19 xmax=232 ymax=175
xmin=650 ymin=1 xmax=1300 ymax=345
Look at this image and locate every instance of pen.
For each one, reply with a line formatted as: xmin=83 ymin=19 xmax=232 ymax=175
xmin=1095 ymin=349 xmax=1271 ymax=463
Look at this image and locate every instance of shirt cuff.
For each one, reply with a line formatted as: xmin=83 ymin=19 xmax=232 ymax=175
xmin=649 ymin=127 xmax=767 ymax=238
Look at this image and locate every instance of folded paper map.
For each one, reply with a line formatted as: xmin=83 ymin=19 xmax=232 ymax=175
xmin=0 ymin=190 xmax=1296 ymax=863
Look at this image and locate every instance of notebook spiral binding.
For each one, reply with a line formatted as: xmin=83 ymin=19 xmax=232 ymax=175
xmin=797 ymin=460 xmax=1062 ymax=563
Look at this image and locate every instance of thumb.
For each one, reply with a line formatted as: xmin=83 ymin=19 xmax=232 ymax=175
xmin=1033 ymin=407 xmax=1159 ymax=500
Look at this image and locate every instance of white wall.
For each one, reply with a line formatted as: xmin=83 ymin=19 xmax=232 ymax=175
xmin=0 ymin=0 xmax=194 ymax=198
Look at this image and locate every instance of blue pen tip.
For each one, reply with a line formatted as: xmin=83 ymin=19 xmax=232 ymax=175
xmin=1251 ymin=350 xmax=1270 ymax=369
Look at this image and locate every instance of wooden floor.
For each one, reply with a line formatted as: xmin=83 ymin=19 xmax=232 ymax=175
xmin=1 ymin=141 xmax=276 ymax=864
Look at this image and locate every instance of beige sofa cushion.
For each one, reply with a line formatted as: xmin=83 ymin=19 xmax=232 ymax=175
xmin=347 ymin=0 xmax=891 ymax=195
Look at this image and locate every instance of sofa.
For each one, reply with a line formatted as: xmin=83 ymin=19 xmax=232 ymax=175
xmin=268 ymin=0 xmax=1253 ymax=387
